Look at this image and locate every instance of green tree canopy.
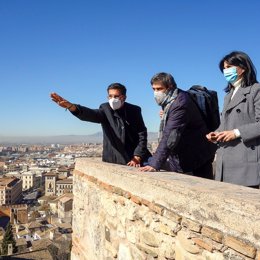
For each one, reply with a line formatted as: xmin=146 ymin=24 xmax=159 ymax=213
xmin=2 ymin=222 xmax=17 ymax=255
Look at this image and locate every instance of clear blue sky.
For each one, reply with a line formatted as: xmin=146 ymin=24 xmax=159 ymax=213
xmin=1 ymin=0 xmax=260 ymax=137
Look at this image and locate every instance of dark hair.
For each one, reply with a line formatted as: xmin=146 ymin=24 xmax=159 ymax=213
xmin=150 ymin=72 xmax=177 ymax=89
xmin=219 ymin=51 xmax=258 ymax=92
xmin=107 ymin=83 xmax=127 ymax=95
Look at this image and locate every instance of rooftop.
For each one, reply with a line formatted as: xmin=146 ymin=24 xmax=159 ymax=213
xmin=56 ymin=178 xmax=73 ymax=184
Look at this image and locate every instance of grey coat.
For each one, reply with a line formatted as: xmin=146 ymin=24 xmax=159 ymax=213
xmin=215 ymin=83 xmax=260 ymax=186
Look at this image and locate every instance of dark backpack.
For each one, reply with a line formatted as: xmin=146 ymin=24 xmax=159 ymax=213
xmin=188 ymin=85 xmax=220 ymax=132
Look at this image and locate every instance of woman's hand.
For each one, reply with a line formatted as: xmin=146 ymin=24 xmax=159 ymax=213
xmin=216 ymin=130 xmax=236 ymax=142
xmin=206 ymin=132 xmax=219 ymax=143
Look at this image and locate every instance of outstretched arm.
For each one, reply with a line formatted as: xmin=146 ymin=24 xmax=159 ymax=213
xmin=51 ymin=92 xmax=106 ymax=124
xmin=50 ymin=92 xmax=77 ymax=112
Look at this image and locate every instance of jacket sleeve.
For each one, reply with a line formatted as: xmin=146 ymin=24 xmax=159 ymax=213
xmin=149 ymin=101 xmax=188 ymax=170
xmin=214 ymin=119 xmax=224 ymax=133
xmin=71 ymin=104 xmax=105 ymax=124
xmin=215 ymin=93 xmax=231 ymax=133
xmin=238 ymin=86 xmax=260 ymax=142
xmin=132 ymin=107 xmax=151 ymax=160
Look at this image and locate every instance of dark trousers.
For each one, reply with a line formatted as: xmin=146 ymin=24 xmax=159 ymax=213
xmin=193 ymin=159 xmax=214 ymax=180
xmin=248 ymin=185 xmax=260 ymax=189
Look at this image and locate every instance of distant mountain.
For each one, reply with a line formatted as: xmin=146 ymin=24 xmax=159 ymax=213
xmin=0 ymin=132 xmax=158 ymax=145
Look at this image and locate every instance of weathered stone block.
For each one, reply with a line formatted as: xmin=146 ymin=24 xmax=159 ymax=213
xmin=182 ymin=217 xmax=202 ymax=233
xmin=162 ymin=218 xmax=181 ymax=234
xmin=126 ymin=225 xmax=138 ymax=244
xmin=224 ymin=236 xmax=256 ymax=258
xmin=125 ymin=203 xmax=138 ymax=221
xmin=101 ymin=197 xmax=117 ymax=217
xmin=122 ymin=190 xmax=131 ymax=199
xmin=131 ymin=195 xmax=142 ymax=205
xmin=192 ymin=237 xmax=214 ymax=252
xmin=201 ymin=226 xmax=223 ymax=243
xmin=137 ymin=205 xmax=150 ymax=219
xmin=140 ymin=230 xmax=160 ymax=247
xmin=223 ymin=248 xmax=254 ymax=260
xmin=177 ymin=230 xmax=200 ymax=254
xmin=113 ymin=186 xmax=124 ymax=196
xmin=159 ymin=223 xmax=175 ymax=237
xmin=148 ymin=203 xmax=165 ymax=215
xmin=201 ymin=251 xmax=224 ymax=260
xmin=129 ymin=244 xmax=148 ymax=260
xmin=142 ymin=211 xmax=156 ymax=227
xmin=175 ymin=239 xmax=203 ymax=260
xmin=99 ymin=181 xmax=113 ymax=193
xmin=136 ymin=243 xmax=159 ymax=257
xmin=163 ymin=209 xmax=182 ymax=223
xmin=159 ymin=241 xmax=175 ymax=260
xmin=141 ymin=198 xmax=151 ymax=207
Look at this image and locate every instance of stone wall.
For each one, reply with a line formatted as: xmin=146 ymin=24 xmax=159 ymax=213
xmin=0 ymin=204 xmax=28 ymax=224
xmin=71 ymin=158 xmax=260 ymax=260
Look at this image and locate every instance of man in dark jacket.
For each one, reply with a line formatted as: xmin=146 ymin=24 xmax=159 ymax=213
xmin=140 ymin=73 xmax=216 ymax=179
xmin=50 ymin=83 xmax=151 ymax=166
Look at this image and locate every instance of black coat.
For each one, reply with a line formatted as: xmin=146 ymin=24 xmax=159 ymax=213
xmin=149 ymin=89 xmax=216 ymax=173
xmin=72 ymin=102 xmax=151 ymax=165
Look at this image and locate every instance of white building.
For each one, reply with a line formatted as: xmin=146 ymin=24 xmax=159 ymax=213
xmin=22 ymin=171 xmax=36 ymax=191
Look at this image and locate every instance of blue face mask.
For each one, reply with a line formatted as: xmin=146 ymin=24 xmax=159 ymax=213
xmin=223 ymin=67 xmax=238 ymax=83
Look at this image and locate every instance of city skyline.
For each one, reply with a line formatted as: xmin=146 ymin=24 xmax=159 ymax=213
xmin=1 ymin=0 xmax=260 ymax=137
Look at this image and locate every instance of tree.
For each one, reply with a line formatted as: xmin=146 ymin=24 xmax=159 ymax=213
xmin=1 ymin=222 xmax=17 ymax=255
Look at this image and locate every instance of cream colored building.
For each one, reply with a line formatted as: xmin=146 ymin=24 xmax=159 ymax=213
xmin=22 ymin=171 xmax=36 ymax=191
xmin=45 ymin=172 xmax=73 ymax=197
xmin=56 ymin=178 xmax=73 ymax=196
xmin=0 ymin=177 xmax=22 ymax=205
xmin=57 ymin=193 xmax=73 ymax=223
xmin=45 ymin=172 xmax=57 ymax=196
xmin=2 ymin=163 xmax=21 ymax=173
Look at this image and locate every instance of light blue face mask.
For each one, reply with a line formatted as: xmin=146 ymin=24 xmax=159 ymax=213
xmin=223 ymin=67 xmax=238 ymax=83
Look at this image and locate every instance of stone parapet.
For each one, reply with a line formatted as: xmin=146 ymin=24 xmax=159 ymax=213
xmin=71 ymin=158 xmax=260 ymax=260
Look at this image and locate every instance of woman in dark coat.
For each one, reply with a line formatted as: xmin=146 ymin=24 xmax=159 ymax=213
xmin=207 ymin=51 xmax=260 ymax=188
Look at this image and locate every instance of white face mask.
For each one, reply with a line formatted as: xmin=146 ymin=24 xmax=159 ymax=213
xmin=154 ymin=91 xmax=167 ymax=105
xmin=109 ymin=98 xmax=122 ymax=110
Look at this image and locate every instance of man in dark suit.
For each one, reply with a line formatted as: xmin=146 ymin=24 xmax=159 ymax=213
xmin=140 ymin=72 xmax=216 ymax=179
xmin=51 ymin=83 xmax=151 ymax=166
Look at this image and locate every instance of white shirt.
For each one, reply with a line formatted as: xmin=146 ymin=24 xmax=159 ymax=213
xmin=231 ymin=78 xmax=242 ymax=100
xmin=230 ymin=78 xmax=242 ymax=138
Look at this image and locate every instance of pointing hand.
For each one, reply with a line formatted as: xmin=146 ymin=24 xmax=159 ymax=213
xmin=50 ymin=92 xmax=76 ymax=111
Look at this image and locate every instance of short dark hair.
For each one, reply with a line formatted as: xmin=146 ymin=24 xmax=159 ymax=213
xmin=219 ymin=51 xmax=258 ymax=92
xmin=150 ymin=72 xmax=177 ymax=89
xmin=107 ymin=83 xmax=127 ymax=95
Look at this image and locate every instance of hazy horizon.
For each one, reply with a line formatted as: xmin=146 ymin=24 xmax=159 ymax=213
xmin=0 ymin=131 xmax=158 ymax=145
